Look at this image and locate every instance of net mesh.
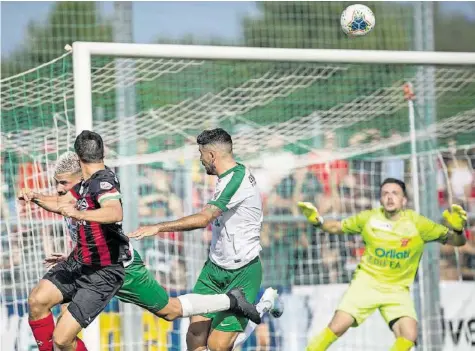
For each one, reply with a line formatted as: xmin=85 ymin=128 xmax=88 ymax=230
xmin=1 ymin=52 xmax=475 ymax=350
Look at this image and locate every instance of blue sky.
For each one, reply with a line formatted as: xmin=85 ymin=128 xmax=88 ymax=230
xmin=2 ymin=1 xmax=475 ymax=56
xmin=1 ymin=1 xmax=259 ymax=55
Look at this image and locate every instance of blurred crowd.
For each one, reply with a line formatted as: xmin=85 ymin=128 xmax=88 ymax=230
xmin=1 ymin=144 xmax=475 ymax=298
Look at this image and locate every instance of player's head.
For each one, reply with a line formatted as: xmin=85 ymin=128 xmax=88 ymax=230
xmin=380 ymin=178 xmax=407 ymax=214
xmin=54 ymin=151 xmax=82 ymax=195
xmin=196 ymin=128 xmax=233 ymax=175
xmin=74 ymin=130 xmax=104 ymax=164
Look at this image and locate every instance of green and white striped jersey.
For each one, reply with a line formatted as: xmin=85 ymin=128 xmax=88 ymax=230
xmin=207 ymin=163 xmax=263 ymax=269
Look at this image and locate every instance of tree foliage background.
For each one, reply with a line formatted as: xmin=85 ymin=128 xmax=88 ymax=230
xmin=2 ymin=1 xmax=475 ymax=78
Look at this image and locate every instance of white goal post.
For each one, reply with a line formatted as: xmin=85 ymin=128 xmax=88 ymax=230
xmin=72 ymin=41 xmax=475 ymax=136
xmin=70 ymin=42 xmax=475 ymax=351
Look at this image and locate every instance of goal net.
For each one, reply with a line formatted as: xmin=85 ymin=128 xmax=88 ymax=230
xmin=1 ymin=46 xmax=474 ymax=351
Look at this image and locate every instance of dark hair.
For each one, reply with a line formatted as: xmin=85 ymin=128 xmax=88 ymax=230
xmin=380 ymin=177 xmax=407 ymax=197
xmin=197 ymin=128 xmax=233 ymax=148
xmin=74 ymin=130 xmax=104 ymax=163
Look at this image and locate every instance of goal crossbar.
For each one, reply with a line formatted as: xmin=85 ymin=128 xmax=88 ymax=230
xmin=71 ymin=41 xmax=475 ymax=136
xmin=73 ymin=41 xmax=475 ymax=64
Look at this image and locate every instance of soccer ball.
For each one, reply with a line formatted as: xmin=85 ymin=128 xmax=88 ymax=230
xmin=340 ymin=4 xmax=375 ymax=37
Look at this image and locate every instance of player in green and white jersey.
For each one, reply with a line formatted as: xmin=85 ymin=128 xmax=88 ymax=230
xmin=129 ymin=128 xmax=283 ymax=351
xmin=34 ymin=151 xmax=267 ymax=340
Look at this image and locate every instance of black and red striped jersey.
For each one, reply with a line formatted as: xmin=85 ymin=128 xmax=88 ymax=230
xmin=70 ymin=167 xmax=130 ymax=266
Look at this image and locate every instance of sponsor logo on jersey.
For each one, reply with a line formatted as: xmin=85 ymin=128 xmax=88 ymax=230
xmin=375 ymin=248 xmax=410 ymax=259
xmin=77 ymin=198 xmax=88 ymax=211
xmin=371 ymin=219 xmax=393 ymax=231
xmin=100 ymin=181 xmax=113 ymax=190
xmin=400 ymin=238 xmax=411 ymax=247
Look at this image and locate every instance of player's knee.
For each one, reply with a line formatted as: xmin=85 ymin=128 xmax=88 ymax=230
xmin=52 ymin=331 xmax=75 ymax=350
xmin=328 ymin=311 xmax=353 ymax=337
xmin=28 ymin=287 xmax=52 ymax=318
xmin=400 ymin=326 xmax=418 ymax=342
xmin=207 ymin=336 xmax=233 ymax=351
xmin=393 ymin=317 xmax=418 ymax=342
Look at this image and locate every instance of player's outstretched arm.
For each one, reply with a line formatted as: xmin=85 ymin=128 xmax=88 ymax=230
xmin=18 ymin=188 xmax=74 ymax=214
xmin=128 ymin=204 xmax=222 ymax=239
xmin=58 ymin=199 xmax=123 ymax=224
xmin=442 ymin=204 xmax=467 ymax=247
xmin=297 ymin=201 xmax=344 ymax=234
xmin=419 ymin=204 xmax=467 ymax=247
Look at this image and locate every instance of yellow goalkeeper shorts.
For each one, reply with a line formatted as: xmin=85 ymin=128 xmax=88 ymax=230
xmin=337 ymin=275 xmax=417 ymax=327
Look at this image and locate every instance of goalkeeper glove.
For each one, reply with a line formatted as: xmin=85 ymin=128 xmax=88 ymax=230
xmin=297 ymin=201 xmax=324 ymax=227
xmin=442 ymin=204 xmax=467 ymax=232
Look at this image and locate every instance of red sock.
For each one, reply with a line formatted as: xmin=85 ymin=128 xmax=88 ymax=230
xmin=76 ymin=337 xmax=88 ymax=351
xmin=28 ymin=313 xmax=55 ymax=351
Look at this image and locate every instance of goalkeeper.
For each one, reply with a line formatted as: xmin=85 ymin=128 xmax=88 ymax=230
xmin=298 ymin=178 xmax=467 ymax=351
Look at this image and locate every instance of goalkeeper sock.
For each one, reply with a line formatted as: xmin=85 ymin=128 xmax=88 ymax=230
xmin=306 ymin=327 xmax=338 ymax=351
xmin=390 ymin=337 xmax=414 ymax=351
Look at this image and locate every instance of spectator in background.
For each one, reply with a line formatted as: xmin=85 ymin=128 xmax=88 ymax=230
xmin=266 ymin=166 xmax=323 ymax=217
xmin=440 ymin=226 xmax=475 ymax=281
xmin=307 ymin=132 xmax=349 ymax=215
xmin=266 ymin=173 xmax=295 ymax=215
xmin=448 ymin=157 xmax=473 ymax=206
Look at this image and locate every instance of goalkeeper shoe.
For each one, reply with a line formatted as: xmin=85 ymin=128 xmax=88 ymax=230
xmin=443 ymin=204 xmax=467 ymax=231
xmin=227 ymin=288 xmax=261 ymax=324
xmin=257 ymin=287 xmax=284 ymax=318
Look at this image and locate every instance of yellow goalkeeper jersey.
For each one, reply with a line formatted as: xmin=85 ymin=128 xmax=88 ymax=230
xmin=342 ymin=207 xmax=449 ymax=288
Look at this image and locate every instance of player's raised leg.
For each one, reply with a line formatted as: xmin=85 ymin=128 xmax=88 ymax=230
xmin=184 ymin=288 xmax=278 ymax=351
xmin=28 ymin=280 xmax=64 ymax=351
xmin=381 ymin=290 xmax=418 ymax=351
xmin=389 ymin=317 xmax=417 ymax=351
xmin=116 ymin=249 xmax=260 ymax=322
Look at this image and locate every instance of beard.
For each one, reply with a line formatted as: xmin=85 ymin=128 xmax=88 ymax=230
xmin=205 ymin=164 xmax=217 ymax=175
xmin=203 ymin=161 xmax=217 ymax=175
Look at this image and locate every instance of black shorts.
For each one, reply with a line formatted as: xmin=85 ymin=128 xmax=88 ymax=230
xmin=43 ymin=255 xmax=125 ymax=328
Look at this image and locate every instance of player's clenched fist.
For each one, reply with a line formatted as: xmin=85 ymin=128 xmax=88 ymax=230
xmin=18 ymin=188 xmax=37 ymax=202
xmin=128 ymin=225 xmax=159 ymax=240
xmin=443 ymin=204 xmax=467 ymax=231
xmin=58 ymin=204 xmax=80 ymax=219
xmin=297 ymin=201 xmax=324 ymax=226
